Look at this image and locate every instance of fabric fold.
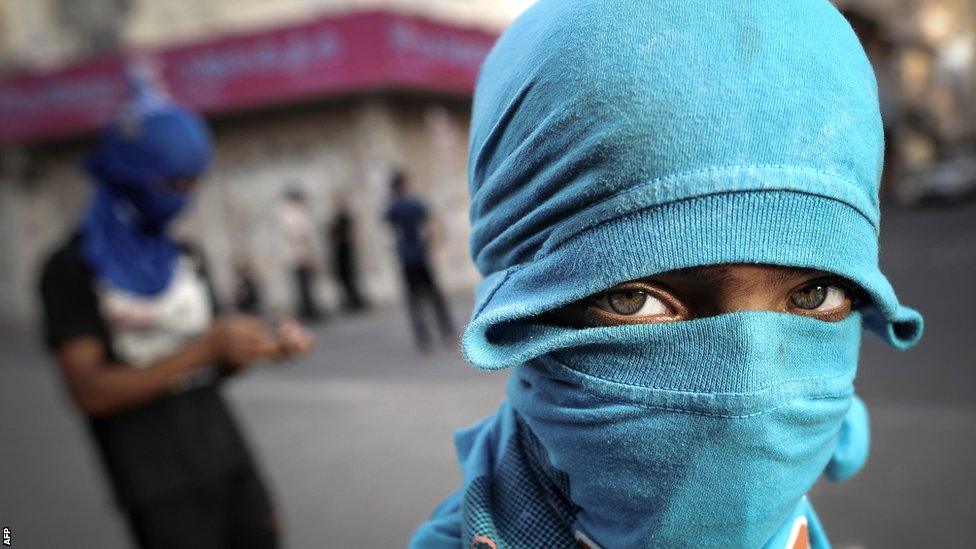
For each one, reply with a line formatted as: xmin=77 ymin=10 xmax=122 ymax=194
xmin=464 ymin=190 xmax=923 ymax=372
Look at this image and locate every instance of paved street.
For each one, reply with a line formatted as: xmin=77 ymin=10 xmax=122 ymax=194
xmin=1 ymin=201 xmax=974 ymax=548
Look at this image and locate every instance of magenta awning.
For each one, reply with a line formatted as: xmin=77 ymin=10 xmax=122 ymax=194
xmin=0 ymin=10 xmax=499 ymax=145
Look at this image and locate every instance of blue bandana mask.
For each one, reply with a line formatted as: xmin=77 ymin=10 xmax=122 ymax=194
xmin=81 ymin=73 xmax=213 ymax=296
xmin=411 ymin=1 xmax=919 ymax=547
xmin=112 ymin=179 xmax=192 ymax=232
xmin=507 ymin=312 xmax=862 ymax=548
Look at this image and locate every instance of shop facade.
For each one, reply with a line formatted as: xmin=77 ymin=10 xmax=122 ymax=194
xmin=0 ymin=11 xmax=495 ymax=321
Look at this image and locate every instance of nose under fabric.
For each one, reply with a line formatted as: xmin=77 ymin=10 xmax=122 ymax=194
xmin=505 ymin=312 xmax=862 ymax=548
xmin=549 ymin=311 xmax=862 ymax=398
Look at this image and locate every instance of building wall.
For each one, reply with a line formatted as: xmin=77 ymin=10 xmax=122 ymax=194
xmin=0 ymin=144 xmax=91 ymax=320
xmin=122 ymin=0 xmax=526 ymax=46
xmin=0 ymin=94 xmax=479 ymax=322
xmin=0 ymin=0 xmax=533 ymax=71
xmin=193 ymin=94 xmax=480 ymax=314
xmin=2 ymin=0 xmax=974 ymax=322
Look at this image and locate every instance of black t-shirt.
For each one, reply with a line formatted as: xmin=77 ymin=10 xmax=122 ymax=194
xmin=39 ymin=234 xmax=254 ymax=507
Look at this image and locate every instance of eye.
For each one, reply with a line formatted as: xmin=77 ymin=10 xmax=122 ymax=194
xmin=788 ymin=283 xmax=847 ymax=312
xmin=594 ymin=289 xmax=671 ymax=317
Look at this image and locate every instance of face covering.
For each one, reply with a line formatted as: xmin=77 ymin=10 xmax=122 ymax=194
xmin=121 ymin=181 xmax=191 ymax=231
xmin=82 ymin=85 xmax=213 ymax=296
xmin=411 ymin=1 xmax=921 ymax=548
xmin=507 ymin=312 xmax=860 ymax=548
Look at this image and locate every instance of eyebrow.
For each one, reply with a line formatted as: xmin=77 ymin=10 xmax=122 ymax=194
xmin=672 ymin=265 xmax=735 ymax=286
xmin=671 ymin=265 xmax=826 ymax=291
xmin=766 ymin=266 xmax=827 ymax=286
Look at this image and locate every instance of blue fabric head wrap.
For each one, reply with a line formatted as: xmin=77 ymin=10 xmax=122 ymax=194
xmin=82 ymin=71 xmax=213 ymax=296
xmin=412 ymin=1 xmax=924 ymax=548
xmin=462 ymin=0 xmax=922 ymax=364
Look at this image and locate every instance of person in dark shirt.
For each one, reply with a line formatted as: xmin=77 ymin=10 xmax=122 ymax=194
xmin=384 ymin=171 xmax=454 ymax=352
xmin=233 ymin=257 xmax=264 ymax=314
xmin=328 ymin=194 xmax=367 ymax=312
xmin=38 ymin=76 xmax=312 ymax=549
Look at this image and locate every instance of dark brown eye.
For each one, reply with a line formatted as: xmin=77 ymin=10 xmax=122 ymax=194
xmin=789 ymin=284 xmax=846 ymax=311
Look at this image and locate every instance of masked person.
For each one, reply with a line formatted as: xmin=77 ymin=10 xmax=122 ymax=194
xmin=38 ymin=78 xmax=312 ymax=549
xmin=410 ymin=1 xmax=924 ymax=547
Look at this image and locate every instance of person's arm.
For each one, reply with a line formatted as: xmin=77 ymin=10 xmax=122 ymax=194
xmin=54 ymin=316 xmax=281 ymax=418
xmin=415 ymin=199 xmax=446 ymax=251
xmin=56 ymin=335 xmax=215 ymax=417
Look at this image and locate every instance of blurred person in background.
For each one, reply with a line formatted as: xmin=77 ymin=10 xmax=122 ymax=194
xmin=384 ymin=170 xmax=455 ymax=353
xmin=233 ymin=256 xmax=264 ymax=314
xmin=38 ymin=75 xmax=313 ymax=549
xmin=327 ymin=193 xmax=367 ymax=312
xmin=280 ymin=187 xmax=324 ymax=322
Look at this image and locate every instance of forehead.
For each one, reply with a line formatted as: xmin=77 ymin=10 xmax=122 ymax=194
xmin=655 ymin=264 xmax=833 ymax=287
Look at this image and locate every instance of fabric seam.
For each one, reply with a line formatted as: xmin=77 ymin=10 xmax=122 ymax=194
xmin=587 ymin=387 xmax=850 ymax=419
xmin=545 ymin=356 xmax=854 ymax=418
xmin=472 ymin=264 xmax=523 ymax=320
xmin=548 ymin=354 xmax=855 ymax=397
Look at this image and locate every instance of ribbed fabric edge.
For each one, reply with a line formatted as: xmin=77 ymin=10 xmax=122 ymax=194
xmin=463 ymin=190 xmax=922 ymax=371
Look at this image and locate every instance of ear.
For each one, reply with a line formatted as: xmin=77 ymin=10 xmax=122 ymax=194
xmin=824 ymin=394 xmax=870 ymax=482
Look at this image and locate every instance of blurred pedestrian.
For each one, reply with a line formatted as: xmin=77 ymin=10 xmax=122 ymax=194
xmin=280 ymin=187 xmax=324 ymax=322
xmin=38 ymin=76 xmax=313 ymax=549
xmin=384 ymin=171 xmax=454 ymax=352
xmin=328 ymin=194 xmax=367 ymax=311
xmin=233 ymin=257 xmax=263 ymax=314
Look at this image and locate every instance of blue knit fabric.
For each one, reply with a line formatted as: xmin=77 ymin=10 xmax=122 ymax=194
xmin=414 ymin=314 xmax=871 ymax=548
xmin=82 ymin=84 xmax=213 ymax=296
xmin=463 ymin=0 xmax=922 ymax=357
xmin=413 ymin=0 xmax=923 ymax=547
xmin=505 ymin=312 xmax=862 ymax=547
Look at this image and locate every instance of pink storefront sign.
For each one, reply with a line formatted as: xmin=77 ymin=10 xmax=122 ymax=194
xmin=0 ymin=11 xmax=498 ymax=144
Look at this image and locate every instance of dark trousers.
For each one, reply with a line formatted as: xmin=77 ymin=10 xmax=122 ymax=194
xmin=401 ymin=261 xmax=454 ymax=349
xmin=334 ymin=246 xmax=366 ymax=311
xmin=294 ymin=265 xmax=322 ymax=321
xmin=125 ymin=469 xmax=278 ymax=549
